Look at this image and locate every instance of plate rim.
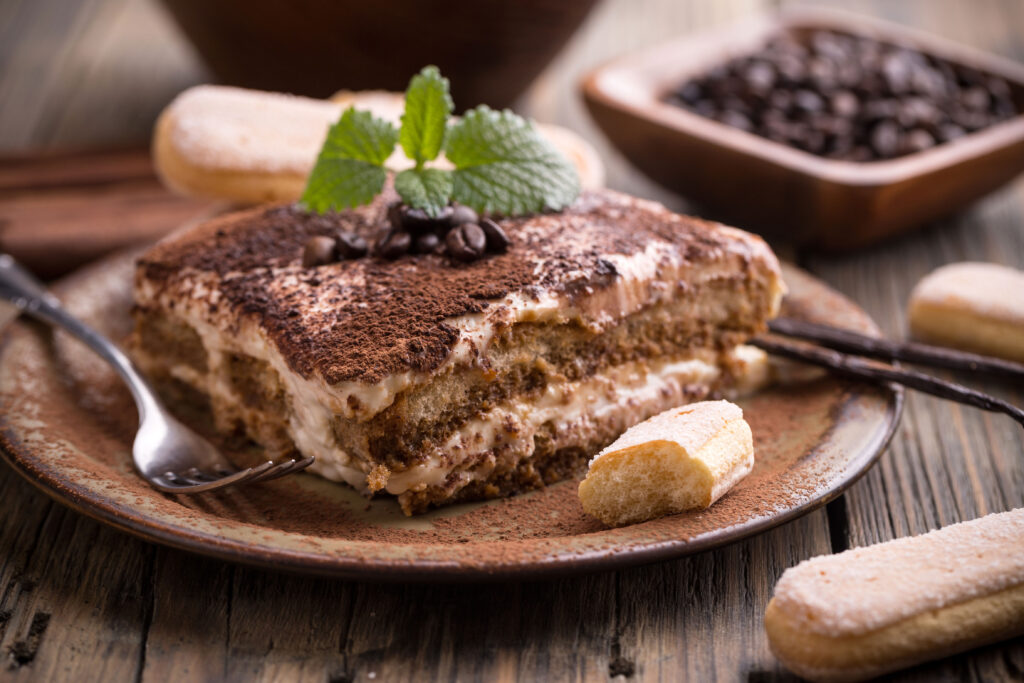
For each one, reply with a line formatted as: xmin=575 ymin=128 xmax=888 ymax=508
xmin=0 ymin=257 xmax=904 ymax=582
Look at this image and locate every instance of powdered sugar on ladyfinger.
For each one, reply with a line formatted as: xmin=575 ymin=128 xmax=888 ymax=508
xmin=772 ymin=507 xmax=1024 ymax=638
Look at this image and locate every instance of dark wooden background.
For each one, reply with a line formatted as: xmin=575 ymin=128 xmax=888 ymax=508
xmin=1 ymin=0 xmax=1022 ymax=680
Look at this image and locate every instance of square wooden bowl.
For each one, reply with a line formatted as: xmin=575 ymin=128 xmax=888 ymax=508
xmin=581 ymin=8 xmax=1024 ymax=250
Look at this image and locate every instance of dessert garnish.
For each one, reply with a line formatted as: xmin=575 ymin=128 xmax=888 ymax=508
xmin=666 ymin=29 xmax=1020 ymax=161
xmin=297 ymin=66 xmax=579 ymax=264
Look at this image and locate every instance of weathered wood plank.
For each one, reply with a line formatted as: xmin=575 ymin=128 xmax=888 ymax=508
xmin=614 ymin=511 xmax=832 ymax=682
xmin=0 ymin=0 xmax=1022 ymax=682
xmin=340 ymin=575 xmax=616 ymax=681
xmin=140 ymin=549 xmax=231 ymax=683
xmin=223 ymin=567 xmax=352 ymax=682
xmin=0 ymin=469 xmax=151 ymax=681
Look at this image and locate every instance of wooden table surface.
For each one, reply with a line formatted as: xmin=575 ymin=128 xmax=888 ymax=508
xmin=1 ymin=0 xmax=1022 ymax=680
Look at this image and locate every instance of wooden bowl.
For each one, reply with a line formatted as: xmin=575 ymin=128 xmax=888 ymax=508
xmin=581 ymin=8 xmax=1024 ymax=250
xmin=159 ymin=0 xmax=598 ymax=109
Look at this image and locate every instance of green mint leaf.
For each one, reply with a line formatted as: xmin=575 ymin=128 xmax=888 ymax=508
xmin=399 ymin=66 xmax=453 ymax=165
xmin=445 ymin=106 xmax=580 ymax=215
xmin=300 ymin=108 xmax=398 ymax=212
xmin=394 ymin=168 xmax=453 ymax=217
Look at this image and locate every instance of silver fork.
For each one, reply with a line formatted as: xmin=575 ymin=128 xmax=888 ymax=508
xmin=0 ymin=254 xmax=313 ymax=493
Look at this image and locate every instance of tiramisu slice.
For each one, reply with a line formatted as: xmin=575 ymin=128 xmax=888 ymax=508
xmin=132 ymin=189 xmax=783 ymax=513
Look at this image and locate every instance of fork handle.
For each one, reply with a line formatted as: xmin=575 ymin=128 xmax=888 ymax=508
xmin=0 ymin=253 xmax=159 ymax=421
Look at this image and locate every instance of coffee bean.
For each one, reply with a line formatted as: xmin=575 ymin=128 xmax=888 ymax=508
xmin=717 ymin=110 xmax=752 ymax=132
xmin=994 ymin=95 xmax=1017 ymax=118
xmin=986 ymin=76 xmax=1012 ymax=101
xmin=962 ymin=87 xmax=990 ymax=111
xmin=955 ymin=65 xmax=986 ymax=87
xmin=478 ymin=218 xmax=511 ymax=253
xmin=882 ymin=53 xmax=912 ymax=94
xmin=336 ymin=232 xmax=368 ymax=259
xmin=743 ymin=62 xmax=775 ymax=93
xmin=808 ymin=58 xmax=837 ymax=90
xmin=797 ymin=129 xmax=827 ymax=154
xmin=768 ymin=91 xmax=793 ymax=112
xmin=830 ymin=91 xmax=859 ymax=118
xmin=377 ymin=229 xmax=411 ymax=259
xmin=810 ymin=33 xmax=839 ymax=60
xmin=902 ymin=129 xmax=936 ymax=154
xmin=692 ymin=100 xmax=717 ymax=119
xmin=675 ymin=81 xmax=703 ymax=104
xmin=794 ymin=89 xmax=825 ymax=113
xmin=775 ymin=55 xmax=806 ymax=84
xmin=400 ymin=207 xmax=435 ymax=232
xmin=863 ymin=98 xmax=899 ymax=122
xmin=870 ymin=121 xmax=901 ymax=158
xmin=387 ymin=202 xmax=405 ymax=232
xmin=810 ymin=113 xmax=851 ymax=138
xmin=953 ymin=108 xmax=991 ymax=131
xmin=899 ymin=97 xmax=940 ymax=127
xmin=302 ymin=236 xmax=337 ymax=267
xmin=448 ymin=204 xmax=479 ymax=227
xmin=937 ymin=123 xmax=966 ymax=142
xmin=836 ymin=63 xmax=863 ymax=88
xmin=446 ymin=224 xmax=486 ymax=262
xmin=414 ymin=232 xmax=441 ymax=254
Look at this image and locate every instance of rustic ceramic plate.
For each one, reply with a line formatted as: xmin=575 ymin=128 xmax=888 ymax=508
xmin=0 ymin=252 xmax=902 ymax=581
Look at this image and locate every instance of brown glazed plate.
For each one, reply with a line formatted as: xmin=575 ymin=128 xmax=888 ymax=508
xmin=0 ymin=253 xmax=902 ymax=581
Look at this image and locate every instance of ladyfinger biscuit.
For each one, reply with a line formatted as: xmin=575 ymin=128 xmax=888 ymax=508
xmin=153 ymin=85 xmax=605 ymax=205
xmin=578 ymin=400 xmax=753 ymax=526
xmin=765 ymin=508 xmax=1024 ymax=682
xmin=153 ymin=85 xmax=340 ymax=204
xmin=908 ymin=262 xmax=1024 ymax=363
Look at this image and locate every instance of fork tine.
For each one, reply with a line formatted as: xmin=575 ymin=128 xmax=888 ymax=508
xmin=152 ymin=461 xmax=275 ymax=493
xmin=249 ymin=456 xmax=315 ymax=483
xmin=244 ymin=458 xmax=296 ymax=483
xmin=181 ymin=467 xmax=219 ymax=484
xmin=277 ymin=455 xmax=315 ymax=477
xmin=150 ymin=458 xmax=308 ymax=493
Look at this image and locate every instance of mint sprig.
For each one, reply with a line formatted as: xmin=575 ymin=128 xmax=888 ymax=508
xmin=300 ymin=65 xmax=580 ymax=218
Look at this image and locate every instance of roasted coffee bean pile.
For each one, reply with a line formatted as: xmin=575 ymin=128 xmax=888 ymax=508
xmin=301 ymin=203 xmax=510 ymax=267
xmin=666 ymin=30 xmax=1020 ymax=161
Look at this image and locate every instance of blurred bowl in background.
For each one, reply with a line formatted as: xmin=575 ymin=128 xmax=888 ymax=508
xmin=581 ymin=8 xmax=1024 ymax=250
xmin=159 ymin=0 xmax=598 ymax=108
